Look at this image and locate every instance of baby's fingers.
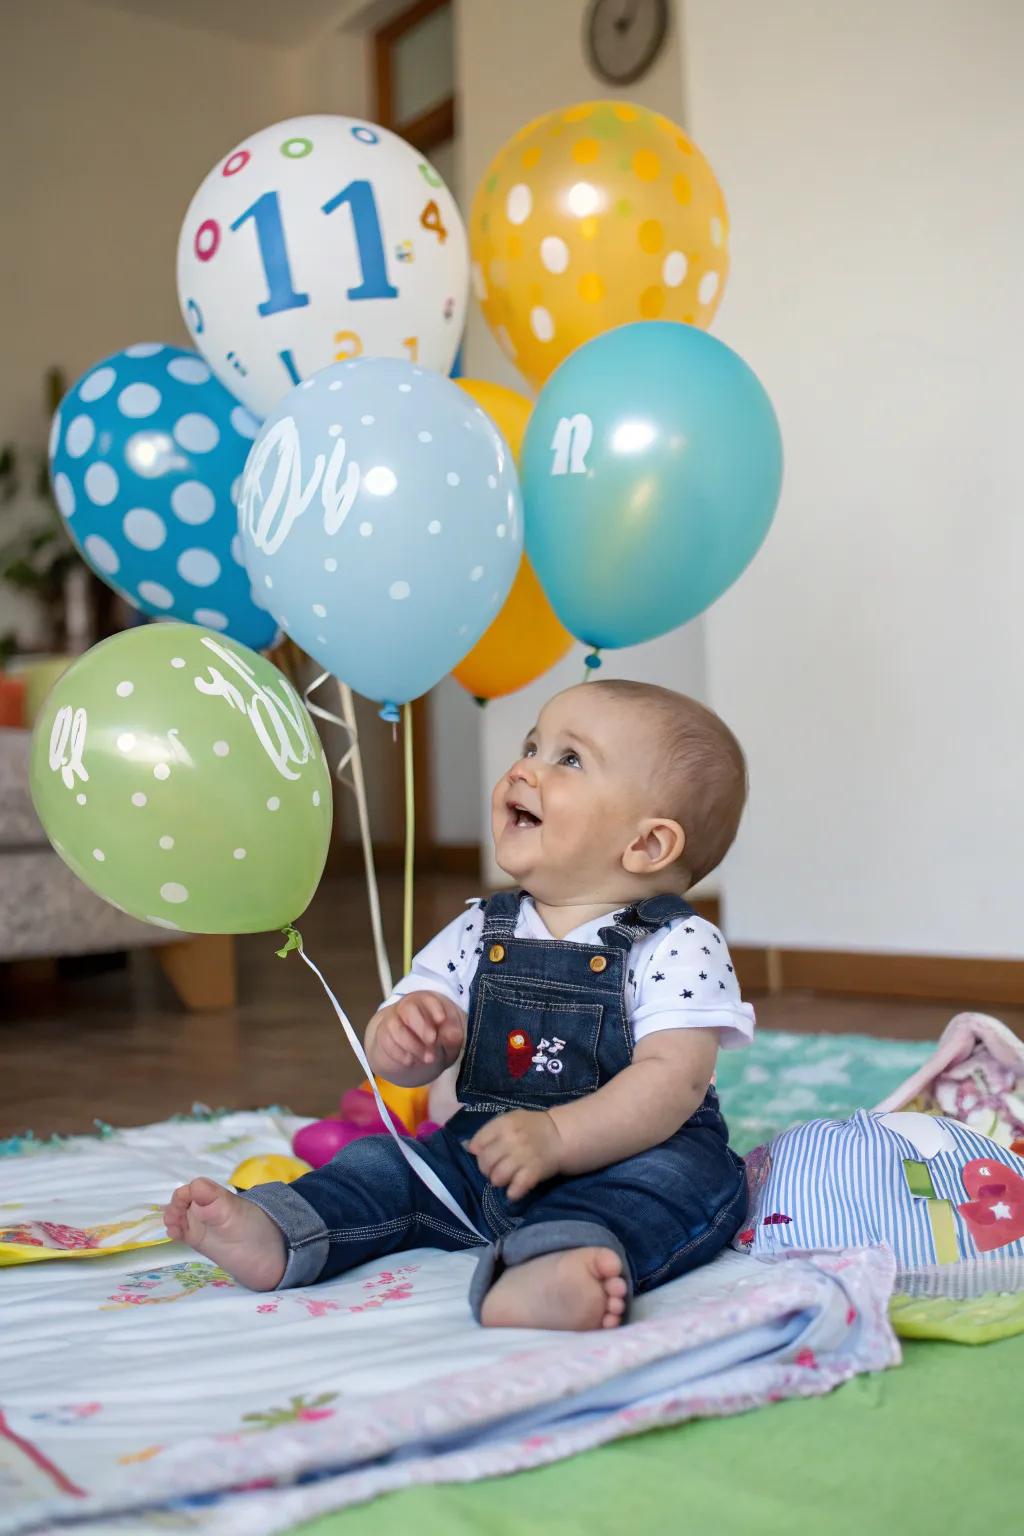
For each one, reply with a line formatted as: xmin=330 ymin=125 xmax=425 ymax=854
xmin=438 ymin=1015 xmax=466 ymax=1054
xmin=466 ymin=1122 xmax=502 ymax=1157
xmin=421 ymin=993 xmax=453 ymax=1026
xmin=504 ymin=1167 xmax=537 ymax=1202
xmin=395 ymin=1002 xmax=438 ymax=1050
xmin=384 ymin=1020 xmax=428 ymax=1066
xmin=484 ymin=1155 xmax=520 ymax=1191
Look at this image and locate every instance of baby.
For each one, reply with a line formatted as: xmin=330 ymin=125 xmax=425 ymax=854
xmin=165 ymin=680 xmax=754 ymax=1331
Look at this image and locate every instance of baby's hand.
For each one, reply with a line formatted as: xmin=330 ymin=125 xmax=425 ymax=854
xmin=372 ymin=992 xmax=466 ymax=1076
xmin=467 ymin=1110 xmax=563 ymax=1202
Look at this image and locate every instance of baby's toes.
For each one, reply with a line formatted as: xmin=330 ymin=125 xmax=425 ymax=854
xmin=188 ymin=1177 xmax=225 ymax=1206
xmin=163 ymin=1206 xmax=185 ymax=1239
xmin=592 ymin=1248 xmax=625 ymax=1282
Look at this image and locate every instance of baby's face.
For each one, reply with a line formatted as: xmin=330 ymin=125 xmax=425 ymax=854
xmin=491 ymin=688 xmax=659 ymax=903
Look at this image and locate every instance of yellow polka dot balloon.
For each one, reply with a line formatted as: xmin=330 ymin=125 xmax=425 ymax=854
xmin=470 ymin=100 xmax=729 ymax=389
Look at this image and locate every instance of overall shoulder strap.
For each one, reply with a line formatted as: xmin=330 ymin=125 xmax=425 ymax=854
xmin=479 ymin=890 xmax=523 ymax=945
xmin=598 ymin=893 xmax=695 ymax=951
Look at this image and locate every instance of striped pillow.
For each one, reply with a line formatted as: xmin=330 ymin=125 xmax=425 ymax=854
xmin=736 ymin=1110 xmax=1024 ymax=1290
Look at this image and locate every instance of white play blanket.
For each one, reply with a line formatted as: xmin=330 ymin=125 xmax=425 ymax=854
xmin=0 ymin=1112 xmax=899 ymax=1533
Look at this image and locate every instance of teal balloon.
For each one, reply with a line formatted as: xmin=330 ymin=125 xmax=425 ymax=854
xmin=521 ymin=322 xmax=783 ymax=650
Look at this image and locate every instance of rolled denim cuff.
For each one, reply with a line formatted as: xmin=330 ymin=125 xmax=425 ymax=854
xmin=468 ymin=1219 xmax=633 ymax=1322
xmin=239 ymin=1180 xmax=329 ymax=1289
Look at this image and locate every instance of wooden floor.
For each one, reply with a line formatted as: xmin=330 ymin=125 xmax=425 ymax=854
xmin=4 ymin=875 xmax=1023 ymax=1139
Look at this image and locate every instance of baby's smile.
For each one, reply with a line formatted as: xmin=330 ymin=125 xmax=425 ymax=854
xmin=506 ymin=795 xmax=542 ymax=832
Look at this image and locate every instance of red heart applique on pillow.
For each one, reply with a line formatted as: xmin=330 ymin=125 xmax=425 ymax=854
xmin=956 ymin=1158 xmax=1024 ymax=1251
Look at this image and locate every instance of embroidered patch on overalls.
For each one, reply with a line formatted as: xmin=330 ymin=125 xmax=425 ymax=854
xmin=532 ymin=1037 xmax=567 ymax=1075
xmin=506 ymin=1030 xmax=534 ymax=1078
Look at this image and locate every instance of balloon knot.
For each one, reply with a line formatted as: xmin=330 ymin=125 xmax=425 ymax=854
xmin=276 ymin=925 xmax=303 ymax=959
xmin=584 ymin=650 xmax=603 ymax=671
xmin=473 ymin=696 xmax=488 ymax=709
xmin=378 ymin=702 xmax=401 ymax=724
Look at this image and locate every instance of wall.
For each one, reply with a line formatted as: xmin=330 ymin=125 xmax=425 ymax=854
xmin=684 ymin=0 xmax=1024 ymax=956
xmin=0 ymin=0 xmax=368 ymax=642
xmin=2 ymin=0 xmax=368 ymax=448
xmin=454 ymin=0 xmax=712 ymax=882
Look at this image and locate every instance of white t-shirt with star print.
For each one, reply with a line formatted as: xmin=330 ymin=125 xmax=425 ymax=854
xmin=385 ymin=897 xmax=755 ymax=1050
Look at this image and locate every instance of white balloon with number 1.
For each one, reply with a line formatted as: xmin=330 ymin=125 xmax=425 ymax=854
xmin=176 ymin=115 xmax=468 ymax=420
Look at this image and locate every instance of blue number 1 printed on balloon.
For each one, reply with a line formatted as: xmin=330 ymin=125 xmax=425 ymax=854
xmin=231 ymin=181 xmax=396 ymax=326
xmin=321 ymin=181 xmax=398 ymax=301
xmin=231 ymin=191 xmax=311 ymax=317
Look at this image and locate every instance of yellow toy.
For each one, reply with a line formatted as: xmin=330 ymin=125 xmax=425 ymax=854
xmin=229 ymin=1154 xmax=311 ymax=1191
xmin=365 ymin=1079 xmax=430 ymax=1132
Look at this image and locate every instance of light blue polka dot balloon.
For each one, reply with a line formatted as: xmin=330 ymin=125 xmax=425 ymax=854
xmin=237 ymin=358 xmax=523 ymax=714
xmin=49 ymin=343 xmax=276 ymax=649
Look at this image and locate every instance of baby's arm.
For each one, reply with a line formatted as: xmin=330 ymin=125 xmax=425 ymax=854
xmin=551 ymin=1029 xmax=718 ymax=1174
xmin=468 ymin=1029 xmax=717 ymax=1199
xmin=365 ymin=993 xmax=466 ymax=1089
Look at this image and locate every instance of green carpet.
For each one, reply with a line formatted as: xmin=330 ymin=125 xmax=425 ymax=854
xmin=712 ymin=1028 xmax=930 ymax=1152
xmin=296 ymin=1332 xmax=1022 ymax=1535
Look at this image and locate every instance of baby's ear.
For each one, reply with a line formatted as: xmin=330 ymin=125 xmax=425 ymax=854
xmin=622 ymin=818 xmax=686 ymax=877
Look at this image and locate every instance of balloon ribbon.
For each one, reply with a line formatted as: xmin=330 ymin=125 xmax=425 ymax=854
xmin=278 ymin=926 xmax=485 ymax=1241
xmin=302 ymin=672 xmax=393 ymax=1000
xmin=403 ymin=701 xmax=415 ymax=976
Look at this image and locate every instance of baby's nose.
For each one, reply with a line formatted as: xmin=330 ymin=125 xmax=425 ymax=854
xmin=509 ymin=760 xmax=538 ymax=786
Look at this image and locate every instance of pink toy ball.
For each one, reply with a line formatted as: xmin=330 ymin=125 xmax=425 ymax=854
xmin=291 ymin=1091 xmax=411 ymax=1170
xmin=292 ymin=1118 xmax=360 ymax=1169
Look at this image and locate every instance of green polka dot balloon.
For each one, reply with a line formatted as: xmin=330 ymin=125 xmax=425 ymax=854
xmin=30 ymin=623 xmax=332 ymax=934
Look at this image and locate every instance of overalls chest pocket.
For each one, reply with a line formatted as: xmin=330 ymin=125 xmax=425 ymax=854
xmin=457 ymin=975 xmax=605 ymax=1104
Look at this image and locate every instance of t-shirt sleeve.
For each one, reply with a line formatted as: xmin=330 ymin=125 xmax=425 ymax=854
xmin=628 ymin=917 xmax=756 ymax=1050
xmin=381 ymin=899 xmax=485 ymax=1013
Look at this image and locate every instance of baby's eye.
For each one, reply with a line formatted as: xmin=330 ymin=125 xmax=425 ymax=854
xmin=522 ymin=742 xmax=537 ymax=759
xmin=559 ymin=751 xmax=582 ymax=770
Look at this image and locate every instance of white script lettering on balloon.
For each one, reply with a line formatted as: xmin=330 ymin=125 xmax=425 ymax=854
xmin=242 ymin=417 xmax=323 ymax=556
xmin=550 ymin=414 xmax=592 ymax=476
xmin=193 ymin=637 xmax=318 ymax=781
xmin=321 ymin=437 xmax=361 ymax=536
xmin=240 ymin=415 xmax=362 ymax=553
xmin=49 ymin=706 xmax=89 ymax=789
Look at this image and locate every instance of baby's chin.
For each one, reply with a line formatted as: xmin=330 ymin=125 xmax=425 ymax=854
xmin=492 ymin=836 xmax=590 ymax=901
xmin=492 ymin=835 xmax=536 ymax=883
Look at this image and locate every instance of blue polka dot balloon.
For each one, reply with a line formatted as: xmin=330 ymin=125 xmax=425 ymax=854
xmin=49 ymin=343 xmax=277 ymax=649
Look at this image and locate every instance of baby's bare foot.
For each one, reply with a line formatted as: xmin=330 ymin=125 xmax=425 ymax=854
xmin=480 ymin=1246 xmax=628 ymax=1331
xmin=163 ymin=1177 xmax=286 ymax=1292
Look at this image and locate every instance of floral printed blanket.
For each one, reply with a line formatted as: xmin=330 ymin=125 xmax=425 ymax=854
xmin=0 ymin=1112 xmax=898 ymax=1534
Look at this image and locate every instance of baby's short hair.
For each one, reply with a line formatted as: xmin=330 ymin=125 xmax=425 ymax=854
xmin=588 ymin=679 xmax=748 ymax=887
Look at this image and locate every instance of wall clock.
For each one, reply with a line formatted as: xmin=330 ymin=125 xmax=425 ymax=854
xmin=585 ymin=0 xmax=670 ymax=86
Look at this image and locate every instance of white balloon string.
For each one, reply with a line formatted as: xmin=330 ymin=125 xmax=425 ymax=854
xmin=303 ymin=671 xmax=356 ymax=788
xmin=303 ymin=672 xmax=394 ymax=1002
xmin=292 ymin=939 xmax=485 ymax=1242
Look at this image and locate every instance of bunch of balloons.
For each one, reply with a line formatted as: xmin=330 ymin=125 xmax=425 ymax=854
xmin=34 ymin=97 xmax=784 ymax=939
xmin=470 ymin=98 xmax=782 ymax=668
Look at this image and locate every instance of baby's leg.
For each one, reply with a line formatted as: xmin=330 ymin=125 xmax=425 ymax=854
xmin=475 ymin=1125 xmax=747 ymax=1330
xmin=165 ymin=1130 xmax=483 ymax=1292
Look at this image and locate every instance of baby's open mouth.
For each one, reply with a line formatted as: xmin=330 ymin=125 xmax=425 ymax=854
xmin=507 ymin=800 xmax=542 ymax=830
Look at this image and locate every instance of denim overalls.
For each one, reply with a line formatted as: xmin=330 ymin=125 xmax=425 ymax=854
xmin=245 ymin=891 xmax=748 ymax=1318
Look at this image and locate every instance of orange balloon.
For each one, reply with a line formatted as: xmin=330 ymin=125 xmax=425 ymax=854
xmin=453 ymin=380 xmax=574 ymax=699
xmin=454 ymin=555 xmax=574 ymax=700
xmin=470 ymin=100 xmax=729 ymax=389
xmin=456 ymin=377 xmax=533 ymax=459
